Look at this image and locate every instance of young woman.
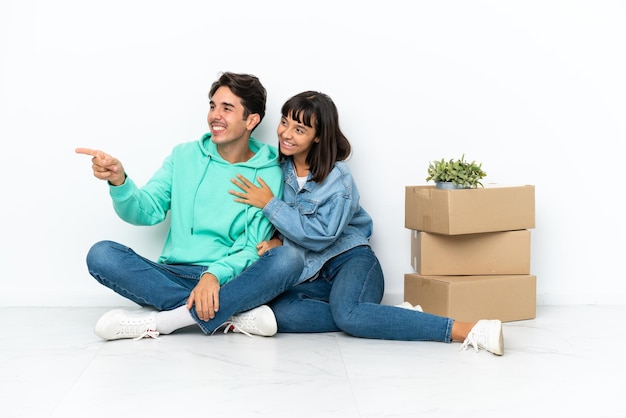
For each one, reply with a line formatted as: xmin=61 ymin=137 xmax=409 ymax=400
xmin=230 ymin=91 xmax=504 ymax=355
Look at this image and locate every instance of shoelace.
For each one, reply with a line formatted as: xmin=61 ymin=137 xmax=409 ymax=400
xmin=114 ymin=318 xmax=159 ymax=341
xmin=459 ymin=330 xmax=480 ymax=352
xmin=214 ymin=321 xmax=253 ymax=338
xmin=133 ymin=329 xmax=160 ymax=341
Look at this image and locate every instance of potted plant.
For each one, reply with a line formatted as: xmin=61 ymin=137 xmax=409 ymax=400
xmin=426 ymin=154 xmax=487 ymax=189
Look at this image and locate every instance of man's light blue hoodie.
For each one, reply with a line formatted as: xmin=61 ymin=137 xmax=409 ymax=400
xmin=108 ymin=133 xmax=283 ymax=285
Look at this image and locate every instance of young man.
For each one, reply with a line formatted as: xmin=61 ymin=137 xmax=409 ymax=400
xmin=76 ymin=72 xmax=303 ymax=341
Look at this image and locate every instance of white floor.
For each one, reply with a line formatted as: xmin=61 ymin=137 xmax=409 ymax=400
xmin=1 ymin=305 xmax=624 ymax=418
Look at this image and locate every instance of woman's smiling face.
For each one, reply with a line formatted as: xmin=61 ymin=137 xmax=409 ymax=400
xmin=276 ymin=112 xmax=318 ymax=161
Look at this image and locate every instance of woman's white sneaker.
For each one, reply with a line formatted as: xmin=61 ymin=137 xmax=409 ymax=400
xmin=395 ymin=301 xmax=423 ymax=312
xmin=460 ymin=319 xmax=504 ymax=355
xmin=94 ymin=309 xmax=159 ymax=341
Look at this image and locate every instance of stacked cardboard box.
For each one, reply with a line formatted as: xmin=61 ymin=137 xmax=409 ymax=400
xmin=403 ymin=184 xmax=537 ymax=322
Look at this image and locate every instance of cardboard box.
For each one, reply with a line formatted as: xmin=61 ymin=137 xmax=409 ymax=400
xmin=404 ymin=273 xmax=536 ymax=322
xmin=411 ymin=230 xmax=531 ymax=275
xmin=405 ymin=184 xmax=535 ymax=235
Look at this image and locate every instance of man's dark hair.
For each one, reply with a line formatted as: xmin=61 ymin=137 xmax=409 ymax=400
xmin=209 ymin=72 xmax=267 ymax=131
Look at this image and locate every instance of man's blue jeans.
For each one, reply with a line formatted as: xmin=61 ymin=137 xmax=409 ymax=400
xmin=85 ymin=240 xmax=304 ymax=334
xmin=269 ymin=245 xmax=454 ymax=342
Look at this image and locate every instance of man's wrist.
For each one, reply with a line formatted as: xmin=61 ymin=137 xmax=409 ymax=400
xmin=108 ymin=173 xmax=127 ymax=187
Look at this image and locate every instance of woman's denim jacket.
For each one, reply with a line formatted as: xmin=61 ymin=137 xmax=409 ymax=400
xmin=262 ymin=159 xmax=373 ymax=284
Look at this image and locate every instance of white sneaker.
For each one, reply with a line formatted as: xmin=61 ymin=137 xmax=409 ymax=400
xmin=94 ymin=309 xmax=159 ymax=341
xmin=395 ymin=301 xmax=423 ymax=312
xmin=222 ymin=305 xmax=277 ymax=337
xmin=460 ymin=319 xmax=504 ymax=355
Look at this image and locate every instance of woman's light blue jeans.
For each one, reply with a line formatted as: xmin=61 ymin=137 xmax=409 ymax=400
xmin=85 ymin=240 xmax=304 ymax=334
xmin=269 ymin=245 xmax=454 ymax=342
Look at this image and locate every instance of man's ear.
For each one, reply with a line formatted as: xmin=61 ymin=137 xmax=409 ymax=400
xmin=246 ymin=113 xmax=261 ymax=131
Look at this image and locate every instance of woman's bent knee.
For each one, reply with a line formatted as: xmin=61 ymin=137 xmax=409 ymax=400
xmin=267 ymin=246 xmax=304 ymax=273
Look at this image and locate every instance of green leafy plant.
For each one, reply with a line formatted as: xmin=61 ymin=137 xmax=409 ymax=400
xmin=426 ymin=154 xmax=487 ymax=188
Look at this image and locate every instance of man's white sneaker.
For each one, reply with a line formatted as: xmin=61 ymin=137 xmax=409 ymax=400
xmin=222 ymin=305 xmax=277 ymax=337
xmin=395 ymin=301 xmax=424 ymax=312
xmin=94 ymin=309 xmax=159 ymax=341
xmin=460 ymin=319 xmax=504 ymax=356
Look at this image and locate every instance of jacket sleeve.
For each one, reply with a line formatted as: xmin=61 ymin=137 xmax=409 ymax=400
xmin=263 ymin=177 xmax=360 ymax=252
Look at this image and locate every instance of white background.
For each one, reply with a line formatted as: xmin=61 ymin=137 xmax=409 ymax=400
xmin=1 ymin=0 xmax=624 ymax=307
